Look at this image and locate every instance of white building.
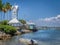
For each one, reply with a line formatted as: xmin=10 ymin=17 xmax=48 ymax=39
xmin=8 ymin=5 xmax=22 ymax=30
xmin=8 ymin=18 xmax=22 ymax=26
xmin=25 ymin=22 xmax=37 ymax=31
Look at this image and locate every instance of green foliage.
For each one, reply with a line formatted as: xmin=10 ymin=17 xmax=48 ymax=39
xmin=0 ymin=20 xmax=8 ymax=25
xmin=0 ymin=24 xmax=5 ymax=31
xmin=5 ymin=2 xmax=12 ymax=11
xmin=0 ymin=0 xmax=3 ymax=11
xmin=0 ymin=0 xmax=12 ymax=20
xmin=19 ymin=19 xmax=26 ymax=24
xmin=4 ymin=25 xmax=17 ymax=35
xmin=0 ymin=24 xmax=17 ymax=35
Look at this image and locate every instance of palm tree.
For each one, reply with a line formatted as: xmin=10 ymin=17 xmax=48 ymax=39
xmin=5 ymin=2 xmax=12 ymax=20
xmin=0 ymin=0 xmax=12 ymax=21
xmin=0 ymin=0 xmax=3 ymax=21
xmin=1 ymin=2 xmax=12 ymax=21
xmin=19 ymin=19 xmax=26 ymax=29
xmin=5 ymin=2 xmax=12 ymax=11
xmin=2 ymin=4 xmax=7 ymax=20
xmin=0 ymin=0 xmax=12 ymax=20
xmin=19 ymin=19 xmax=26 ymax=24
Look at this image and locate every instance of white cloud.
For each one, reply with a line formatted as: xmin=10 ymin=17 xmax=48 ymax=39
xmin=39 ymin=15 xmax=60 ymax=22
xmin=35 ymin=15 xmax=60 ymax=27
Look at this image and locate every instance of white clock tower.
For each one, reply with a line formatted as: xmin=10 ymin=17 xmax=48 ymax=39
xmin=8 ymin=4 xmax=22 ymax=29
xmin=12 ymin=5 xmax=18 ymax=19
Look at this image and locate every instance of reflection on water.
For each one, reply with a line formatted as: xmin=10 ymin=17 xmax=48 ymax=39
xmin=0 ymin=30 xmax=60 ymax=45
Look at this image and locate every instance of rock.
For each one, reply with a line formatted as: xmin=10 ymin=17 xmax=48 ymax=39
xmin=0 ymin=33 xmax=11 ymax=40
xmin=19 ymin=38 xmax=38 ymax=45
xmin=21 ymin=29 xmax=32 ymax=33
xmin=15 ymin=31 xmax=21 ymax=35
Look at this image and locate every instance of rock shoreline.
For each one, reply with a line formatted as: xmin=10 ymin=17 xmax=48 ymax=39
xmin=0 ymin=33 xmax=11 ymax=40
xmin=0 ymin=29 xmax=33 ymax=40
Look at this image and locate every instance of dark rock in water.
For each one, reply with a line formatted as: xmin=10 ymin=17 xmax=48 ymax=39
xmin=28 ymin=39 xmax=38 ymax=45
xmin=30 ymin=29 xmax=38 ymax=32
xmin=33 ymin=29 xmax=38 ymax=32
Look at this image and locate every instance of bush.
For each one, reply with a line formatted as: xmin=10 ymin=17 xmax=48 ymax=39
xmin=0 ymin=25 xmax=17 ymax=35
xmin=0 ymin=20 xmax=8 ymax=25
xmin=4 ymin=25 xmax=17 ymax=35
xmin=0 ymin=20 xmax=17 ymax=36
xmin=0 ymin=24 xmax=5 ymax=31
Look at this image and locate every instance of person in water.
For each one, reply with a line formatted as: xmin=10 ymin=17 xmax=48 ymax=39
xmin=31 ymin=39 xmax=34 ymax=45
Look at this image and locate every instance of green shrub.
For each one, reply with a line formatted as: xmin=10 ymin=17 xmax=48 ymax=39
xmin=0 ymin=20 xmax=8 ymax=25
xmin=4 ymin=25 xmax=17 ymax=35
xmin=0 ymin=24 xmax=5 ymax=31
xmin=0 ymin=20 xmax=17 ymax=35
xmin=0 ymin=25 xmax=17 ymax=35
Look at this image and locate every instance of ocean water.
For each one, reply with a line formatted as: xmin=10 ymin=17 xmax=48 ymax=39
xmin=0 ymin=30 xmax=60 ymax=45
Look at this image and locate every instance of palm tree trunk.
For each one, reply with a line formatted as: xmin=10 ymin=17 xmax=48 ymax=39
xmin=0 ymin=12 xmax=1 ymax=20
xmin=3 ymin=12 xmax=5 ymax=20
xmin=7 ymin=11 xmax=8 ymax=20
xmin=7 ymin=11 xmax=9 ymax=20
xmin=8 ymin=11 xmax=10 ymax=20
xmin=1 ymin=12 xmax=2 ymax=21
xmin=9 ymin=10 xmax=11 ymax=20
xmin=0 ymin=12 xmax=1 ymax=21
xmin=0 ymin=12 xmax=2 ymax=21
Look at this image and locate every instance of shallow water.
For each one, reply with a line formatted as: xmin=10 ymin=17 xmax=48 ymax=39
xmin=0 ymin=30 xmax=60 ymax=45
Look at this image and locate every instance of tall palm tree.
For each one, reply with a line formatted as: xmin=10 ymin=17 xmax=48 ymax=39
xmin=0 ymin=0 xmax=12 ymax=21
xmin=5 ymin=2 xmax=12 ymax=11
xmin=5 ymin=2 xmax=12 ymax=20
xmin=0 ymin=0 xmax=3 ymax=21
xmin=2 ymin=4 xmax=7 ymax=20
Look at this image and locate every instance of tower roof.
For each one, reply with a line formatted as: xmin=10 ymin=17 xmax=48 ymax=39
xmin=8 ymin=18 xmax=21 ymax=24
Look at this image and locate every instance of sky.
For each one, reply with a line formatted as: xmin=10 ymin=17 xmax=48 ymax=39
xmin=1 ymin=0 xmax=60 ymax=27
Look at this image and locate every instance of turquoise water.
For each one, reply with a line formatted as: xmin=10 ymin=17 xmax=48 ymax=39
xmin=0 ymin=30 xmax=60 ymax=45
